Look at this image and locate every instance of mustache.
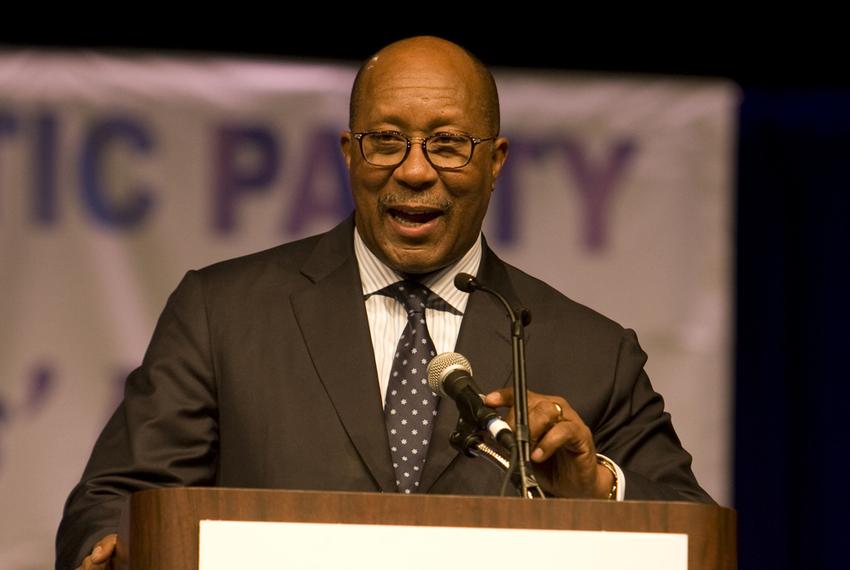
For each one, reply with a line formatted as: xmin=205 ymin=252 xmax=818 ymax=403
xmin=378 ymin=193 xmax=452 ymax=211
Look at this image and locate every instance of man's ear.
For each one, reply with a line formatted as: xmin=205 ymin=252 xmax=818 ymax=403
xmin=340 ymin=130 xmax=353 ymax=169
xmin=490 ymin=136 xmax=509 ymax=188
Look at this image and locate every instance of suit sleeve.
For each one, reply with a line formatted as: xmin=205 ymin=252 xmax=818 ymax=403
xmin=593 ymin=329 xmax=714 ymax=503
xmin=55 ymin=270 xmax=219 ymax=569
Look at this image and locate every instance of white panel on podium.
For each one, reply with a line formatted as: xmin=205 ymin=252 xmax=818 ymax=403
xmin=199 ymin=520 xmax=687 ymax=570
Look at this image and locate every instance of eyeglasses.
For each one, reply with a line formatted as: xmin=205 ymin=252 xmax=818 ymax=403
xmin=352 ymin=131 xmax=496 ymax=170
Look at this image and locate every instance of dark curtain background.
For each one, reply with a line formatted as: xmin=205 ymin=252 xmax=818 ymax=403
xmin=735 ymin=89 xmax=850 ymax=569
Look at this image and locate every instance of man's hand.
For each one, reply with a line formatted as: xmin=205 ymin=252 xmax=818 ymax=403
xmin=75 ymin=533 xmax=117 ymax=570
xmin=484 ymin=388 xmax=613 ymax=498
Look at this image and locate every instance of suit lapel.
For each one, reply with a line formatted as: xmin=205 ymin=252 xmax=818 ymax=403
xmin=419 ymin=243 xmax=527 ymax=492
xmin=290 ymin=220 xmax=397 ymax=492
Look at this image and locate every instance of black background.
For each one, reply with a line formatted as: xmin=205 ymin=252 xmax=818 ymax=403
xmin=2 ymin=23 xmax=847 ymax=87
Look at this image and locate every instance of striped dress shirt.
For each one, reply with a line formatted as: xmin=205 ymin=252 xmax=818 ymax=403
xmin=353 ymin=228 xmax=481 ymax=403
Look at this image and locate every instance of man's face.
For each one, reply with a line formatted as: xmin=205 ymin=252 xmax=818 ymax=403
xmin=341 ymin=47 xmax=508 ymax=275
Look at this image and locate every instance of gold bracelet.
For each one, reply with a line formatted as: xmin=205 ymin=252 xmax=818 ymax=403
xmin=596 ymin=455 xmax=619 ymax=500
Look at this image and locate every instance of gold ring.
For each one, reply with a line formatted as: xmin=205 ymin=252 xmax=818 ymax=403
xmin=553 ymin=402 xmax=564 ymax=421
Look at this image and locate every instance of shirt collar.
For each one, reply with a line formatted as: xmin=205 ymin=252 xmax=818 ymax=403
xmin=354 ymin=227 xmax=482 ymax=314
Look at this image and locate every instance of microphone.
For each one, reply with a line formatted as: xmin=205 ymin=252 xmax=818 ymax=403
xmin=427 ymin=352 xmax=516 ymax=450
xmin=453 ymin=272 xmax=479 ymax=293
xmin=454 ymin=273 xmax=531 ymax=326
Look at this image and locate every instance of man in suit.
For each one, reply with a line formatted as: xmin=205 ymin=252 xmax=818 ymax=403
xmin=58 ymin=36 xmax=712 ymax=570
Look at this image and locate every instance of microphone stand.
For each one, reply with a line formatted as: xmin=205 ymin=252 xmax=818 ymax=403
xmin=455 ymin=274 xmax=540 ymax=499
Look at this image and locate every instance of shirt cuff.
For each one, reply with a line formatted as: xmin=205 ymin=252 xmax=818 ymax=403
xmin=596 ymin=453 xmax=626 ymax=501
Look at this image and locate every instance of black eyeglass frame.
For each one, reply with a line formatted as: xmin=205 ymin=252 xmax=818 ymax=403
xmin=351 ymin=130 xmax=497 ymax=170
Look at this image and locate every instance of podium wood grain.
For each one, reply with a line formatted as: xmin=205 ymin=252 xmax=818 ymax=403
xmin=116 ymin=488 xmax=736 ymax=569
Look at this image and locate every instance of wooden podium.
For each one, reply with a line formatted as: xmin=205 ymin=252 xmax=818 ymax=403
xmin=116 ymin=488 xmax=736 ymax=569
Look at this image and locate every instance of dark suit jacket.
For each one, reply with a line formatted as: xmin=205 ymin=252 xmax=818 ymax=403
xmin=56 ymin=217 xmax=711 ymax=568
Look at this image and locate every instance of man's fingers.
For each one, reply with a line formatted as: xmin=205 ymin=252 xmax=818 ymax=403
xmin=486 ymin=389 xmax=578 ymax=436
xmin=485 ymin=388 xmax=517 ymax=427
xmin=525 ymin=397 xmax=593 ymax=462
xmin=484 ymin=387 xmax=513 ymax=407
xmin=78 ymin=534 xmax=118 ymax=569
xmin=80 ymin=554 xmax=105 ymax=569
xmin=528 ymin=396 xmax=568 ymax=427
xmin=91 ymin=534 xmax=117 ymax=562
xmin=486 ymin=388 xmax=572 ymax=416
xmin=530 ymin=418 xmax=593 ymax=462
xmin=525 ymin=395 xmax=570 ymax=440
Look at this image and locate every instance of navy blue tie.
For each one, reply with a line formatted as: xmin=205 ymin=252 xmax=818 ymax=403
xmin=376 ymin=280 xmax=459 ymax=493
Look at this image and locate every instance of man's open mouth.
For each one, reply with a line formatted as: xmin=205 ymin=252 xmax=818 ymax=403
xmin=387 ymin=207 xmax=443 ymax=226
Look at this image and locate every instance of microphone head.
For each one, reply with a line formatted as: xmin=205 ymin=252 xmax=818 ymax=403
xmin=427 ymin=352 xmax=473 ymax=395
xmin=453 ymin=273 xmax=478 ymax=293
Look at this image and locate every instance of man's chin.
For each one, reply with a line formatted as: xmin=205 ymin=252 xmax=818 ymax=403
xmin=390 ymin=259 xmax=443 ymax=278
xmin=385 ymin=248 xmax=447 ymax=277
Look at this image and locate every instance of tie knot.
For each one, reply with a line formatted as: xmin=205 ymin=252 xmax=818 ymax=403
xmin=376 ymin=280 xmax=460 ymax=316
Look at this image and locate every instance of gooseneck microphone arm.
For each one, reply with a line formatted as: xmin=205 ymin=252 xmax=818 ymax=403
xmin=454 ymin=273 xmax=541 ymax=499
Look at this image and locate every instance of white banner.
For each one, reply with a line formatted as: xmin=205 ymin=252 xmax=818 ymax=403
xmin=199 ymin=521 xmax=687 ymax=570
xmin=0 ymin=52 xmax=735 ymax=569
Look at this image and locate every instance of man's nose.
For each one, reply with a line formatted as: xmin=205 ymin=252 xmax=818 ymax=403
xmin=392 ymin=142 xmax=439 ymax=189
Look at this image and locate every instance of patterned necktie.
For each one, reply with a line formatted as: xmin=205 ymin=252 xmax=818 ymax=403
xmin=376 ymin=280 xmax=460 ymax=493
